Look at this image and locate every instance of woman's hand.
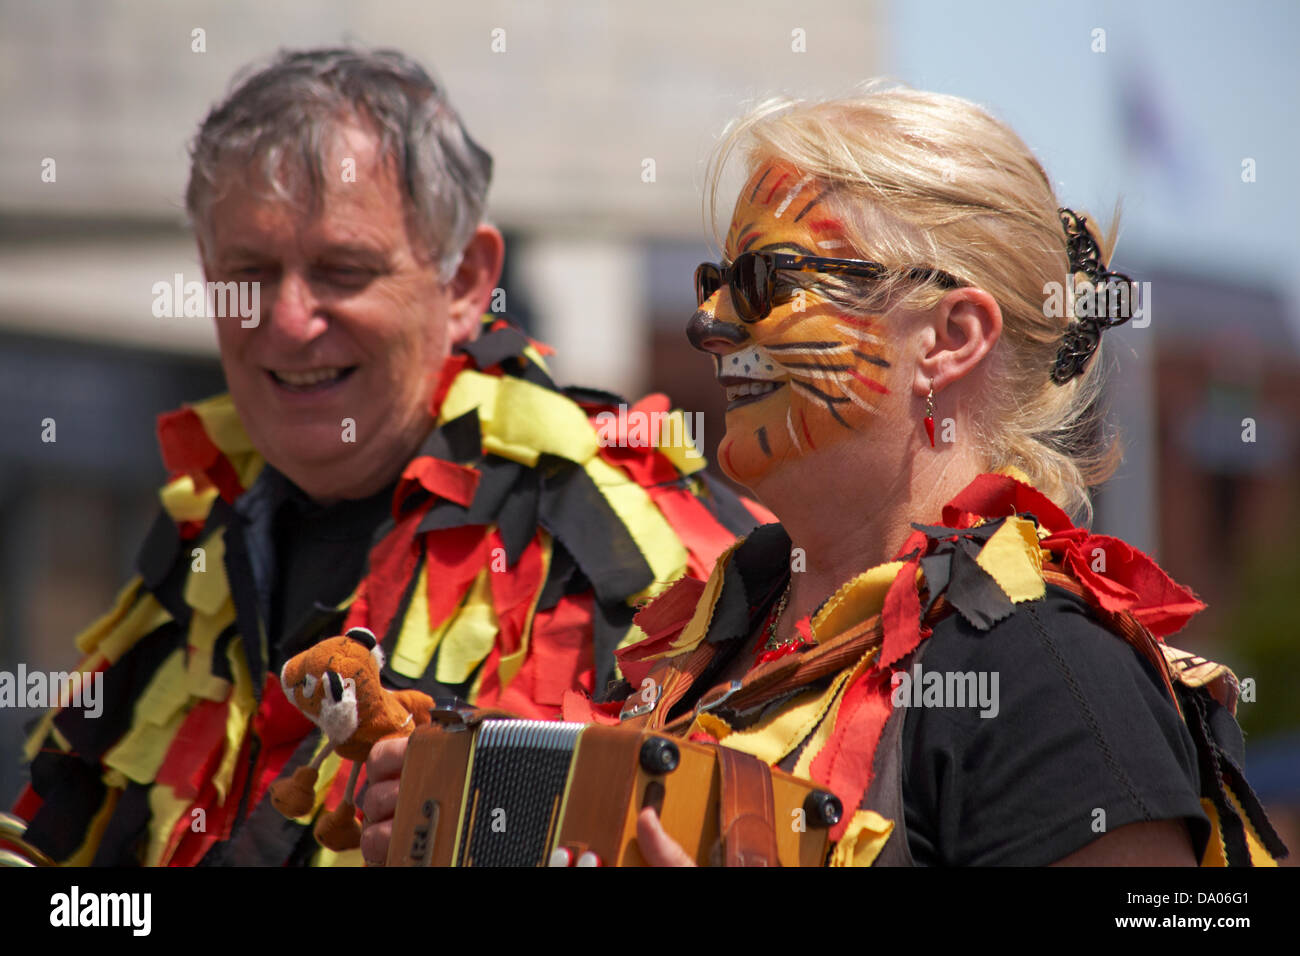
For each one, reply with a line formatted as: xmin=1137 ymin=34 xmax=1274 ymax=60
xmin=635 ymin=806 xmax=697 ymax=867
xmin=359 ymin=735 xmax=408 ymax=866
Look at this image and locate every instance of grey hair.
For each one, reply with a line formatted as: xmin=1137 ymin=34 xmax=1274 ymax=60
xmin=185 ymin=47 xmax=493 ymax=280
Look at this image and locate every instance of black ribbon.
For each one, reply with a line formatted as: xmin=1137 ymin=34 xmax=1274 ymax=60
xmin=911 ymin=517 xmax=1017 ymax=630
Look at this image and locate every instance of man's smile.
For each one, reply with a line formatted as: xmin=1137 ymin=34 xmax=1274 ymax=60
xmin=267 ymin=365 xmax=359 ymax=392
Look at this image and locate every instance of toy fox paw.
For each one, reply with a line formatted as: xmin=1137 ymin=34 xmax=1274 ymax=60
xmin=270 ymin=765 xmax=319 ymax=818
xmin=314 ymin=801 xmax=362 ymax=852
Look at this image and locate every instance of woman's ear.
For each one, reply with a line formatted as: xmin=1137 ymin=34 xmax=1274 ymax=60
xmin=446 ymin=224 xmax=506 ymax=343
xmin=914 ymin=287 xmax=1003 ymax=396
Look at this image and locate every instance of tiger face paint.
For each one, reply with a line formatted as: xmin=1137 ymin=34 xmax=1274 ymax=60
xmin=695 ymin=161 xmax=898 ymax=487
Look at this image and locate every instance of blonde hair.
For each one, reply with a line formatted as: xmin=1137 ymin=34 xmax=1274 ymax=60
xmin=705 ymin=81 xmax=1122 ymax=524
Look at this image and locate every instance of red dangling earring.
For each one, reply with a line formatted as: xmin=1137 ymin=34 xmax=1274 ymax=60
xmin=924 ymin=383 xmax=936 ymax=448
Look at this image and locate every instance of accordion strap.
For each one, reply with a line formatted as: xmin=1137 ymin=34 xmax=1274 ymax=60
xmin=715 ymin=747 xmax=781 ymax=866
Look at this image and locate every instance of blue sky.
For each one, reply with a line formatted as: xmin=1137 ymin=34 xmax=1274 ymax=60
xmin=886 ymin=0 xmax=1298 ymax=313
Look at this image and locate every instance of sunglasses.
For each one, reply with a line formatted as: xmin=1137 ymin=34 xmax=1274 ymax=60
xmin=694 ymin=251 xmax=965 ymax=323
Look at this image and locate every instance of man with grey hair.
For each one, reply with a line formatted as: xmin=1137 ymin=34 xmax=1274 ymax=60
xmin=187 ymin=47 xmax=500 ymax=505
xmin=7 ymin=47 xmax=765 ymax=867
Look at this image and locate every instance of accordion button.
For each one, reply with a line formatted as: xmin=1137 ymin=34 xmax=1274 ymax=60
xmin=639 ymin=737 xmax=681 ymax=775
xmin=804 ymin=790 xmax=844 ymax=828
xmin=576 ymin=851 xmax=601 ymax=867
xmin=547 ymin=848 xmax=573 ymax=867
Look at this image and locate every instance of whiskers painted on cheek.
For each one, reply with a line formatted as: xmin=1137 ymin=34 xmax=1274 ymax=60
xmin=788 ymin=377 xmax=853 ymax=428
xmin=833 ymin=323 xmax=884 ymax=346
xmin=769 ymin=341 xmax=889 ymax=423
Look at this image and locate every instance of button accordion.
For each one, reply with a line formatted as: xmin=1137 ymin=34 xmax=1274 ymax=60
xmin=386 ymin=713 xmax=842 ymax=867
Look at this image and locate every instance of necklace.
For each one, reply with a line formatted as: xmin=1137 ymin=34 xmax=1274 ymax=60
xmin=762 ymin=582 xmax=792 ymax=651
xmin=755 ymin=580 xmax=809 ymax=666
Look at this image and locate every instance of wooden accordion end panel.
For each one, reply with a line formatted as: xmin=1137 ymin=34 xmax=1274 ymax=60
xmin=386 ymin=717 xmax=841 ymax=867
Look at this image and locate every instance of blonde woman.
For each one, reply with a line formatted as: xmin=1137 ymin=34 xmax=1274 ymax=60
xmin=616 ymin=85 xmax=1286 ymax=866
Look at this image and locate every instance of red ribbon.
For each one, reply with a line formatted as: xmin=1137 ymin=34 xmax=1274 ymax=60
xmin=935 ymin=472 xmax=1203 ymax=638
xmin=1040 ymin=527 xmax=1205 ymax=637
xmin=156 ymin=407 xmax=245 ymax=504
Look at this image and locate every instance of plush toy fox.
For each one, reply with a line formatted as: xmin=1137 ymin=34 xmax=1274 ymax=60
xmin=270 ymin=627 xmax=434 ymax=851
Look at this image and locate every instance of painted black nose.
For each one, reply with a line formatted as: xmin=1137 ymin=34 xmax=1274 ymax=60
xmin=687 ymin=309 xmax=749 ymax=352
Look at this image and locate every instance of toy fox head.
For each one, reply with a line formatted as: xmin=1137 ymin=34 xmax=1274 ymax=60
xmin=280 ymin=627 xmax=387 ymax=747
xmin=272 ymin=626 xmax=434 ymax=841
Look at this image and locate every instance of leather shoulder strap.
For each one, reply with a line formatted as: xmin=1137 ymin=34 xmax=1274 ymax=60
xmin=715 ymin=747 xmax=781 ymax=867
xmin=660 ymin=597 xmax=951 ymax=735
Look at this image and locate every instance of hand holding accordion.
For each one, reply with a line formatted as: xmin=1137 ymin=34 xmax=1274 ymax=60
xmin=385 ymin=709 xmax=842 ymax=867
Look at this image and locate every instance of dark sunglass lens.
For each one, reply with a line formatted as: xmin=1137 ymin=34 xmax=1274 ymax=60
xmin=695 ymin=263 xmax=722 ymax=305
xmin=732 ymin=253 xmax=773 ymax=322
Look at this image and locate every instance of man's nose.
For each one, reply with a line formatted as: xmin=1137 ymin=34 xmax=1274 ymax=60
xmin=266 ymin=271 xmax=328 ymax=342
xmin=686 ymin=309 xmax=749 ymax=354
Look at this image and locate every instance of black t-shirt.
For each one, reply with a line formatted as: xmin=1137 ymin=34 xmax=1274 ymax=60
xmin=900 ymin=583 xmax=1218 ymax=865
xmin=266 ymin=471 xmax=397 ymax=669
